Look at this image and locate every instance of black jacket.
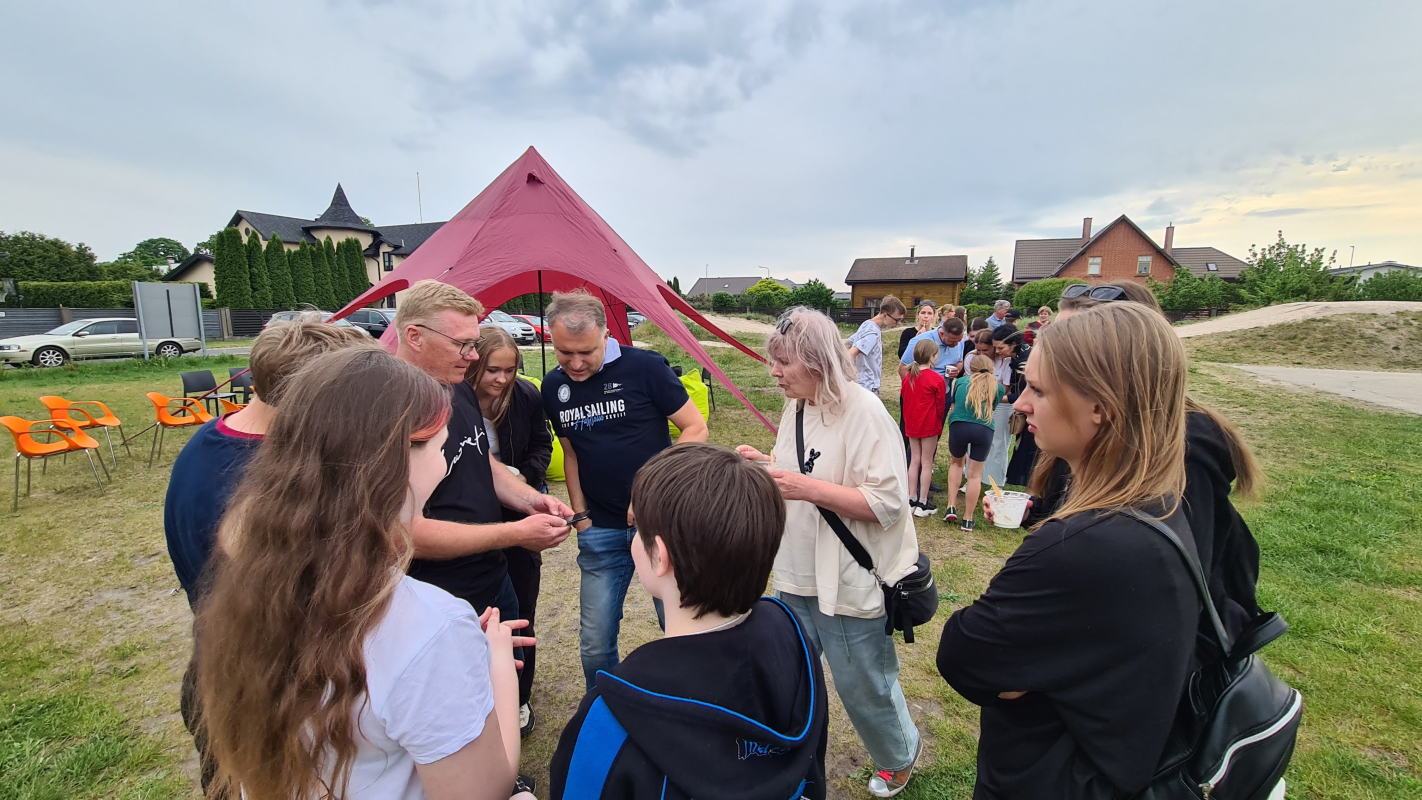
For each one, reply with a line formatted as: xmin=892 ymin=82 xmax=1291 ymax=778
xmin=1022 ymin=411 xmax=1262 ymax=641
xmin=937 ymin=508 xmax=1199 ymax=799
xmin=494 ymin=377 xmax=553 ymax=505
xmin=550 ymin=597 xmax=828 ymax=800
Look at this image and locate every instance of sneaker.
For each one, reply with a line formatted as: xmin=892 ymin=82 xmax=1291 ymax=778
xmin=519 ymin=703 xmax=535 ymax=738
xmin=513 ymin=774 xmax=537 ymax=796
xmin=942 ymin=508 xmax=958 ymax=523
xmin=961 ymin=518 xmax=975 ymax=532
xmin=909 ymin=499 xmax=922 ymax=511
xmin=868 ymin=738 xmax=924 ymax=798
xmin=930 ymin=482 xmax=943 ymax=493
xmin=914 ymin=501 xmax=937 ymax=517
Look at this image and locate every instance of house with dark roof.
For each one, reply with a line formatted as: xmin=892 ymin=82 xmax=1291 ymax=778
xmin=687 ymin=276 xmax=797 ymax=297
xmin=1011 ymin=216 xmax=1247 ymax=287
xmin=181 ymin=185 xmax=447 ymax=306
xmin=1329 ymin=261 xmax=1420 ymax=282
xmin=845 ymin=248 xmax=968 ymax=309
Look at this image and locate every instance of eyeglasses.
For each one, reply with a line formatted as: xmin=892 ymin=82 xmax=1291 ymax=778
xmin=889 ymin=313 xmax=905 ymax=324
xmin=414 ymin=324 xmax=479 ymax=357
xmin=1060 ymin=284 xmax=1129 ymax=302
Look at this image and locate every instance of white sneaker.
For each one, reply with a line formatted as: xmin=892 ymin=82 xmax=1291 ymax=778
xmin=519 ymin=703 xmax=534 ymax=737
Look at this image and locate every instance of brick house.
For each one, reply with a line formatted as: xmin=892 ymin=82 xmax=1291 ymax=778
xmin=845 ymin=248 xmax=968 ymax=309
xmin=1011 ymin=215 xmax=1247 ymax=287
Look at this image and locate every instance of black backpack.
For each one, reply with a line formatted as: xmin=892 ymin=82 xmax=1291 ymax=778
xmin=1128 ymin=510 xmax=1302 ymax=800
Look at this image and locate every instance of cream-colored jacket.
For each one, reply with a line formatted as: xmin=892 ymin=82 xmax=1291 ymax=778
xmin=770 ymin=383 xmax=920 ymax=619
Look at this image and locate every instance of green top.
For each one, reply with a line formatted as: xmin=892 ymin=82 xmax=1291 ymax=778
xmin=947 ymin=376 xmax=1006 ymax=428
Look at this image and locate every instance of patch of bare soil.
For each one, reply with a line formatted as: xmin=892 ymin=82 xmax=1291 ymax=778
xmin=1175 ymin=301 xmax=1422 ymax=338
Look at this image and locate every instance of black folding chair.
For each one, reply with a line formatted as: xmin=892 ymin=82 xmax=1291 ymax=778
xmin=181 ymin=371 xmax=236 ymax=416
xmin=229 ymin=368 xmax=254 ymax=404
xmin=701 ymin=367 xmax=716 ymax=410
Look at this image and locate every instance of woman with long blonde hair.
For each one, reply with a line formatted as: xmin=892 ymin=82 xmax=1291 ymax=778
xmin=198 ymin=347 xmax=532 ymax=800
xmin=936 ymin=303 xmax=1200 ymax=798
xmin=941 ymin=354 xmax=1005 ymax=530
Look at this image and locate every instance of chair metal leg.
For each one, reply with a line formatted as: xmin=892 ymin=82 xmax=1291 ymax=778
xmin=157 ymin=426 xmax=166 ymax=465
xmin=96 ymin=449 xmax=111 ymax=483
xmin=26 ymin=457 xmax=33 ymax=497
xmin=85 ymin=450 xmax=105 ymax=495
xmin=118 ymin=425 xmax=133 ymax=458
xmin=42 ymin=456 xmax=47 ymax=476
xmin=103 ymin=427 xmax=118 ymax=468
xmin=12 ymin=454 xmax=18 ymax=512
xmin=148 ymin=425 xmax=160 ymax=468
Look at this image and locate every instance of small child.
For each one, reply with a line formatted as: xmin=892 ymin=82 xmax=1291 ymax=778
xmin=550 ymin=443 xmax=829 ymax=800
xmin=900 ymin=338 xmax=947 ymax=517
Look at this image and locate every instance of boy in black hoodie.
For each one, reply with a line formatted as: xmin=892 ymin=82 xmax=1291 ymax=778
xmin=550 ymin=443 xmax=829 ymax=800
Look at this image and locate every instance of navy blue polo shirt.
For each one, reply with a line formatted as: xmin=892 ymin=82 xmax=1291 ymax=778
xmin=542 ymin=341 xmax=690 ymax=529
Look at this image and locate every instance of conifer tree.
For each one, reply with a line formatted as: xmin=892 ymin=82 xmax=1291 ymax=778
xmin=341 ymin=238 xmax=370 ymax=304
xmin=311 ymin=239 xmax=337 ymax=310
xmin=265 ymin=235 xmax=296 ymax=309
xmin=289 ymin=241 xmax=317 ymax=307
xmin=212 ymin=227 xmax=252 ymax=309
xmin=324 ymin=237 xmax=347 ymax=306
xmin=246 ymin=231 xmax=272 ymax=308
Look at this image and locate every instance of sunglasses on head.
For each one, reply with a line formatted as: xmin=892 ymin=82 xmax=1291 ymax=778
xmin=1061 ymin=284 xmax=1129 ymax=302
xmin=776 ymin=317 xmax=795 ymax=334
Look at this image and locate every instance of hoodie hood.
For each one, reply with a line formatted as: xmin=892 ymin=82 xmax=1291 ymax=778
xmin=594 ymin=597 xmax=827 ymax=800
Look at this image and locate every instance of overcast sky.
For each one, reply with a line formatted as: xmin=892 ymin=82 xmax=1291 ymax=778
xmin=4 ymin=0 xmax=1419 ymax=288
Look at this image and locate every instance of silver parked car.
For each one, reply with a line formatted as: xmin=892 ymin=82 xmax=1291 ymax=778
xmin=481 ymin=310 xmax=538 ymax=345
xmin=0 ymin=318 xmax=202 ymax=367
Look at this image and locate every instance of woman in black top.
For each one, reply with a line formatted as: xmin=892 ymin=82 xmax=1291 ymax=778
xmin=468 ymin=326 xmax=554 ymax=736
xmin=937 ymin=303 xmax=1199 ymax=799
xmin=990 ymin=327 xmax=1037 ymax=486
xmin=897 ymin=301 xmax=938 ymax=358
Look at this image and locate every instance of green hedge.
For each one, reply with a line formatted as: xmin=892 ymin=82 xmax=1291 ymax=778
xmin=3 ymin=280 xmax=211 ymax=308
xmin=1012 ymin=278 xmax=1088 ymax=312
xmin=963 ymin=303 xmax=996 ymax=322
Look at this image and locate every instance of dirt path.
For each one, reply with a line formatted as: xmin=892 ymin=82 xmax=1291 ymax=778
xmin=695 ymin=313 xmax=777 ymax=334
xmin=1231 ymin=365 xmax=1422 ymax=415
xmin=1175 ymin=301 xmax=1422 ymax=338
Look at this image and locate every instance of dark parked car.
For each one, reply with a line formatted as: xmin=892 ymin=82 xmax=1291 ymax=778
xmin=262 ymin=311 xmax=367 ymax=334
xmin=345 ymin=308 xmax=395 ymax=337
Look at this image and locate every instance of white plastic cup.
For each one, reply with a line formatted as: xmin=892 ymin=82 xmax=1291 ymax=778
xmin=991 ymin=491 xmax=1031 ymax=529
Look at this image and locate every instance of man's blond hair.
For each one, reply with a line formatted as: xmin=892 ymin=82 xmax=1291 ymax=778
xmin=545 ymin=289 xmax=607 ymax=334
xmin=393 ymin=280 xmax=485 ymax=341
xmin=249 ymin=316 xmax=376 ymax=406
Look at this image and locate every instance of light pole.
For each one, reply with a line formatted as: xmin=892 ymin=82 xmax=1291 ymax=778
xmin=758 ymin=265 xmax=770 ymax=279
xmin=1349 ymin=246 xmax=1355 ymax=268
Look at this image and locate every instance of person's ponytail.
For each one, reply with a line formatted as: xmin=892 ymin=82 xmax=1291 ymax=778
xmin=964 ymin=355 xmax=996 ymax=420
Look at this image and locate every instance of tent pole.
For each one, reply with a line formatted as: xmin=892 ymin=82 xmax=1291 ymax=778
xmin=537 ymin=271 xmax=546 ymax=376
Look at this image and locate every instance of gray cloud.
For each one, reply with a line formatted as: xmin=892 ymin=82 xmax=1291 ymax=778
xmin=1246 ymin=208 xmax=1313 ymax=218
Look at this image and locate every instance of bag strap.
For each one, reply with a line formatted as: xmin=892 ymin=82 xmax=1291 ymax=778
xmin=795 ymin=403 xmax=881 ymax=581
xmin=1123 ymin=509 xmax=1232 ymax=655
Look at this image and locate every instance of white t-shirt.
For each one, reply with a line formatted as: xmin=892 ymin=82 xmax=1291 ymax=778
xmin=338 ymin=575 xmax=495 ymax=800
xmin=847 ymin=319 xmax=884 ymax=392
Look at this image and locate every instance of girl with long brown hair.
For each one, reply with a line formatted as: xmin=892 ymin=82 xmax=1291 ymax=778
xmin=941 ymin=354 xmax=1005 ymax=530
xmin=901 ymin=338 xmax=947 ymax=516
xmin=198 ymin=347 xmax=531 ymax=800
xmin=936 ymin=303 xmax=1200 ymax=798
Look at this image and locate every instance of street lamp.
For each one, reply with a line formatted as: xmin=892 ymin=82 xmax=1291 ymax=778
xmin=758 ymin=265 xmax=770 ymax=279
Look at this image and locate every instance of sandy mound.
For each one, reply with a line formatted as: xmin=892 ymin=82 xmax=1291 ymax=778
xmin=1175 ymin=301 xmax=1422 ymax=338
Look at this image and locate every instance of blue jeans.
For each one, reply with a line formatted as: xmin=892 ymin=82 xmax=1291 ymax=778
xmin=777 ymin=591 xmax=920 ymax=771
xmin=576 ymin=525 xmax=665 ymax=689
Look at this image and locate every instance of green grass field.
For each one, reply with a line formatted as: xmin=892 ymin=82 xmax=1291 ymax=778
xmin=0 ymin=323 xmax=1418 ymax=798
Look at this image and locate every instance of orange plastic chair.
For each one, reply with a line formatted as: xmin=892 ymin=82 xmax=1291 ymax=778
xmin=38 ymin=396 xmax=130 ymax=468
xmin=217 ymin=398 xmax=247 ymax=415
xmin=1 ymin=416 xmax=109 ymax=511
xmin=146 ymin=393 xmax=213 ymax=467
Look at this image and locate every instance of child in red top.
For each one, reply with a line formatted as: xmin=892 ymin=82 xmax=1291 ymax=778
xmin=901 ymin=338 xmax=947 ymax=517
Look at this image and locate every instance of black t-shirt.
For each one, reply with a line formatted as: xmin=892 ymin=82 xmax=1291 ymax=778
xmin=407 ymin=381 xmax=507 ymax=610
xmin=542 ymin=346 xmax=689 ymax=529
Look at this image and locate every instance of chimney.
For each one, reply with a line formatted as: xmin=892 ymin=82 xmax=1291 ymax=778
xmin=909 ymin=246 xmax=916 ymax=261
xmin=1163 ymin=224 xmax=1175 ymax=256
xmin=1081 ymin=217 xmax=1093 ymax=242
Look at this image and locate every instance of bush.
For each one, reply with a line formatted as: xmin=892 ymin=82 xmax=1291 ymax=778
xmin=963 ymin=303 xmax=996 ymax=322
xmin=787 ymin=279 xmax=836 ymax=309
xmin=6 ymin=281 xmax=133 ymax=308
xmin=1357 ymin=269 xmax=1422 ymax=302
xmin=711 ymin=291 xmax=736 ymax=312
xmin=1012 ymin=278 xmax=1087 ymax=311
xmin=745 ymin=278 xmax=790 ymax=312
xmin=1151 ymin=266 xmax=1239 ymax=311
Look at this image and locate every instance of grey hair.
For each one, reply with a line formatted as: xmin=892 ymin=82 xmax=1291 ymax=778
xmin=766 ymin=307 xmax=854 ymax=408
xmin=994 ymin=299 xmax=1011 ymax=311
xmin=546 ymin=290 xmax=607 ymax=335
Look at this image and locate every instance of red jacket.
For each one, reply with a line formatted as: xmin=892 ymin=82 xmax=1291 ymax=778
xmin=900 ymin=368 xmax=947 ymax=438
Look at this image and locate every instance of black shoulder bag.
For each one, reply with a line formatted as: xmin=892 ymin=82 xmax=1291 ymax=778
xmin=794 ymin=404 xmax=938 ymax=643
xmin=1126 ymin=510 xmax=1302 ymax=800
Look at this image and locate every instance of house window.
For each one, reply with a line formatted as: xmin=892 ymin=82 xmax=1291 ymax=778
xmin=1138 ymin=256 xmax=1152 ymax=275
xmin=1207 ymin=262 xmax=1218 ymax=272
xmin=865 ymin=297 xmax=881 ymax=310
xmin=383 ymin=252 xmax=394 ymax=271
xmin=1088 ymin=257 xmax=1102 ymax=276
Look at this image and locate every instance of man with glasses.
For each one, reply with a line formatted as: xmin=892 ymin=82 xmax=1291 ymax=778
xmin=847 ymin=295 xmax=907 ymax=397
xmin=392 ymin=280 xmax=573 ymax=638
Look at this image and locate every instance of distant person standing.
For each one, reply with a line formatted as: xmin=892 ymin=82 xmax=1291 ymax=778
xmin=898 ymin=302 xmax=937 ymax=359
xmin=897 ymin=317 xmax=968 ymax=389
xmin=847 ymin=296 xmax=906 ymax=396
xmin=1025 ymin=305 xmax=1052 ymax=344
xmin=541 ymin=289 xmax=710 ymax=690
xmin=986 ymin=300 xmax=1012 ymax=330
xmin=901 ymin=339 xmax=947 ymax=516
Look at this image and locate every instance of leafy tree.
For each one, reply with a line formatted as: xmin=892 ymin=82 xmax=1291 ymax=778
xmin=194 ymin=231 xmax=222 ymax=256
xmin=1237 ymin=232 xmax=1353 ymax=305
xmin=265 ymin=235 xmax=296 ymax=309
xmin=289 ymin=241 xmax=318 ymax=306
xmin=1357 ymin=269 xmax=1422 ymax=302
xmin=1150 ymin=266 xmax=1239 ymax=311
xmin=213 ymin=228 xmax=252 ymax=309
xmin=100 ymin=259 xmax=166 ymax=282
xmin=711 ymin=291 xmax=736 ymax=312
xmin=787 ymin=278 xmax=836 ymax=309
xmin=246 ymin=231 xmax=272 ymax=308
xmin=311 ymin=237 xmax=337 ymax=309
xmin=1011 ymin=277 xmax=1088 ymax=311
xmin=960 ymin=257 xmax=1006 ymax=306
xmin=323 ymin=237 xmax=345 ymax=306
xmin=0 ymin=231 xmax=103 ymax=282
xmin=118 ymin=237 xmax=190 ymax=266
xmin=745 ymin=278 xmax=790 ymax=312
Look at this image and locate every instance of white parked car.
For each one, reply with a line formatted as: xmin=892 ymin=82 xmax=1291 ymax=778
xmin=0 ymin=318 xmax=202 ymax=367
xmin=481 ymin=310 xmax=538 ymax=345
